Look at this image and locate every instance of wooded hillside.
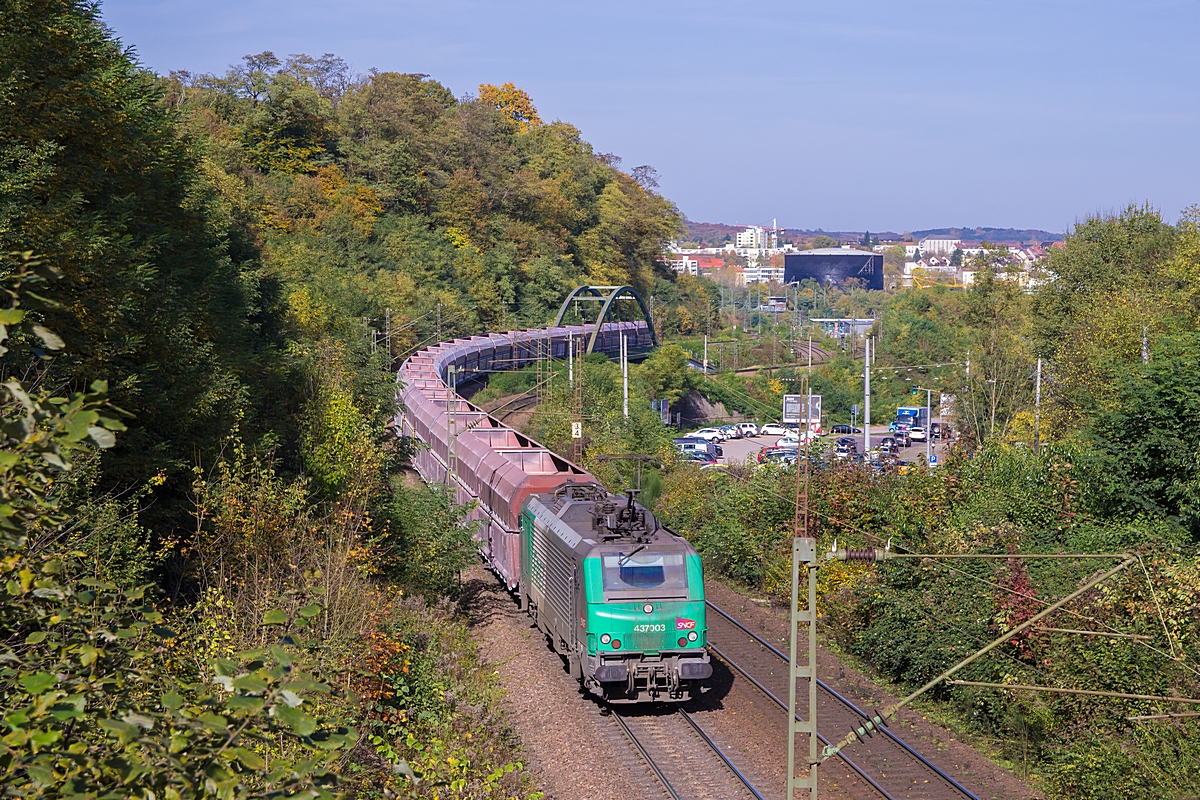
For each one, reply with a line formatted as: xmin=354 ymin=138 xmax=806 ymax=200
xmin=0 ymin=2 xmax=686 ymax=796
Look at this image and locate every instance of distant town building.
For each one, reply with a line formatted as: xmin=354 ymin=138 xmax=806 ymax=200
xmin=919 ymin=236 xmax=961 ymax=256
xmin=784 ymin=247 xmax=883 ymax=291
xmin=664 ymin=255 xmax=699 ymax=275
xmin=741 ymin=263 xmax=785 ymax=284
xmin=692 ymin=254 xmax=726 ymax=274
xmin=735 ymin=226 xmax=769 ymax=249
xmin=904 ymin=243 xmax=920 ymax=258
xmin=733 ymin=225 xmax=782 ymax=254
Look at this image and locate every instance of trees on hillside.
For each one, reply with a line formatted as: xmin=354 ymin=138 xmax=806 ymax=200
xmin=1 ymin=0 xmax=281 ymax=532
xmin=171 ymin=58 xmax=684 ymax=348
xmin=1033 ymin=206 xmax=1200 ymax=537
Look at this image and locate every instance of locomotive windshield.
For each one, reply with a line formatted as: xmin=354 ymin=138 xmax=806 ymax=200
xmin=602 ymin=552 xmax=688 ymax=597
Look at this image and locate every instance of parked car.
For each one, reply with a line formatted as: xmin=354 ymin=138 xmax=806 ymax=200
xmin=893 ymin=430 xmax=911 ymax=448
xmin=691 ymin=427 xmax=725 ymax=442
xmin=674 ymin=437 xmax=720 ymax=460
xmin=830 ymin=424 xmax=862 ymax=435
xmin=835 ymin=436 xmax=858 ymax=450
xmin=776 ymin=429 xmax=818 ymax=448
xmin=909 ymin=426 xmax=928 ymax=442
xmin=760 ymin=423 xmax=790 ymax=437
xmin=719 ymin=424 xmax=742 ymax=439
xmin=930 ymin=422 xmax=942 ymax=440
xmin=757 ymin=445 xmax=798 ymax=464
xmin=878 ymin=436 xmax=898 ymax=454
xmin=866 ymin=449 xmax=898 ymax=471
xmin=686 ymin=450 xmax=718 ymax=465
xmin=737 ymin=422 xmax=760 ymax=437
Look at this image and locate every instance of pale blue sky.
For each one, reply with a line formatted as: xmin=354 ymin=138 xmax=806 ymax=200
xmin=101 ymin=0 xmax=1200 ymax=234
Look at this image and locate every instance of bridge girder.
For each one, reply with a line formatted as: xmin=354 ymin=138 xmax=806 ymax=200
xmin=553 ymin=285 xmax=658 ymax=354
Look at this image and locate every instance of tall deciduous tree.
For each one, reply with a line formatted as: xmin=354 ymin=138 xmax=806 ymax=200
xmin=0 ymin=0 xmax=281 ymax=533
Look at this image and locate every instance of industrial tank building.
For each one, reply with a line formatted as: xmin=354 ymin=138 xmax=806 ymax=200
xmin=784 ymin=248 xmax=883 ymax=290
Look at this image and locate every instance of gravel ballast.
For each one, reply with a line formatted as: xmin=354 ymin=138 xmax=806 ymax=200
xmin=461 ymin=564 xmax=653 ymax=800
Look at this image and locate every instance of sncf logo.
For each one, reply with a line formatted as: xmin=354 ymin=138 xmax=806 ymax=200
xmin=675 ymin=617 xmax=696 ymax=631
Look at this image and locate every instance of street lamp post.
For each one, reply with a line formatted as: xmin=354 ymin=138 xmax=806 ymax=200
xmin=925 ymin=386 xmax=931 ymax=464
xmin=911 ymin=385 xmax=934 ymax=464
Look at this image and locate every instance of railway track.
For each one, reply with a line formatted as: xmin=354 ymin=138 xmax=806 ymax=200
xmin=706 ymin=601 xmax=980 ymax=800
xmin=609 ymin=705 xmax=768 ymax=800
xmin=487 ymin=392 xmax=540 ymax=422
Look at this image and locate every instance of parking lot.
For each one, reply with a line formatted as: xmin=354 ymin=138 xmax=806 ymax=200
xmin=713 ymin=425 xmax=950 ymax=466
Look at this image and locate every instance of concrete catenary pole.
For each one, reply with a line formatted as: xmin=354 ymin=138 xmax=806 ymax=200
xmin=622 ymin=332 xmax=629 ymax=420
xmin=863 ymin=337 xmax=871 ymax=455
xmin=1034 ymin=357 xmax=1042 ymax=452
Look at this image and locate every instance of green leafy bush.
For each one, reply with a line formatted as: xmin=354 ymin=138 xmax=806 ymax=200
xmin=0 ymin=257 xmax=357 ymax=798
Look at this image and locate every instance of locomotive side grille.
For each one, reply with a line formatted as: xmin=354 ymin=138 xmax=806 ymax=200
xmin=531 ymin=523 xmax=573 ymax=624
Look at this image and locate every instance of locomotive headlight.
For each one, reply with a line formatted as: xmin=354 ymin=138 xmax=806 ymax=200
xmin=600 ymin=633 xmax=611 ymax=644
xmin=687 ymin=631 xmax=698 ymax=642
xmin=643 ymin=603 xmax=654 ymax=614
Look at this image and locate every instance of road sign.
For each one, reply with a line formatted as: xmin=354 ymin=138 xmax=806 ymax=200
xmin=571 ymin=422 xmax=582 ymax=439
xmin=930 ymin=454 xmax=938 ymax=465
xmin=783 ymin=394 xmax=822 ymax=426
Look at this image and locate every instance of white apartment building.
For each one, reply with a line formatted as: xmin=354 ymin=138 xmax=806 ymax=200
xmin=740 ymin=264 xmax=785 ymax=285
xmin=919 ymin=236 xmax=962 ymax=256
xmin=735 ymin=225 xmax=782 ymax=251
xmin=904 ymin=243 xmax=920 ymax=258
xmin=664 ymin=255 xmax=699 ymax=275
xmin=736 ymin=226 xmax=769 ymax=249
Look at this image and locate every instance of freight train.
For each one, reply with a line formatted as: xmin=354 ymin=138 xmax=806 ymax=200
xmin=397 ymin=322 xmax=711 ymax=702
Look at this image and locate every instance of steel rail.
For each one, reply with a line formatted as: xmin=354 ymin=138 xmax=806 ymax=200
xmin=707 ymin=600 xmax=981 ymax=800
xmin=610 ymin=706 xmax=766 ymax=800
xmin=708 ymin=642 xmax=895 ymax=800
xmin=676 ymin=708 xmax=769 ymax=800
xmin=608 ymin=709 xmax=681 ymax=800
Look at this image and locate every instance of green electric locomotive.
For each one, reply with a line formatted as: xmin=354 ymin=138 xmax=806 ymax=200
xmin=519 ymin=482 xmax=712 ymax=703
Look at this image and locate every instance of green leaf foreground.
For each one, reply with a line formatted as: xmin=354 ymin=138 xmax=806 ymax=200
xmin=0 ymin=252 xmax=357 ymax=797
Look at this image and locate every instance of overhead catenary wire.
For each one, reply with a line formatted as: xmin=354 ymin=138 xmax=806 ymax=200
xmin=886 ymin=467 xmax=1185 ymax=659
xmin=741 ymin=478 xmax=1192 ymax=678
xmin=816 ymin=507 xmax=1189 ymax=671
xmin=947 ymin=680 xmax=1200 ymax=705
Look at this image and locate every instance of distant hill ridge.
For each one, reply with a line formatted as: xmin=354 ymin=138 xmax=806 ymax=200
xmin=682 ymin=220 xmax=1064 ymax=248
